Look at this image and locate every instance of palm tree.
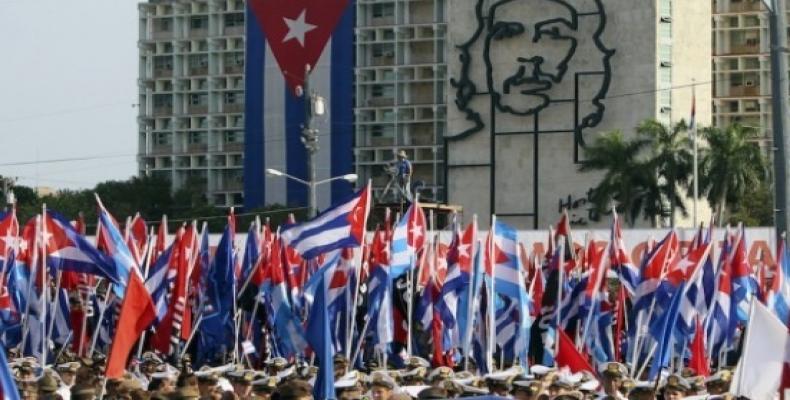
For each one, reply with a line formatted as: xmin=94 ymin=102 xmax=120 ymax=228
xmin=579 ymin=130 xmax=661 ymax=226
xmin=636 ymin=119 xmax=693 ymax=227
xmin=700 ymin=123 xmax=767 ymax=224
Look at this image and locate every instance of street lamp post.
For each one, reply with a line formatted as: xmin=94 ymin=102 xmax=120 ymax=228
xmin=299 ymin=65 xmax=326 ymax=218
xmin=764 ymin=0 xmax=790 ymax=238
xmin=266 ymin=168 xmax=357 ymax=215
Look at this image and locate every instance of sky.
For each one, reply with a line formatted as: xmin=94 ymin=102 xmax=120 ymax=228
xmin=0 ymin=0 xmax=139 ymax=191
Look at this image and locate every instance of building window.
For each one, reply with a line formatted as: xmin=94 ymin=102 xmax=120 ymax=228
xmin=190 ymin=93 xmax=208 ymax=106
xmin=155 ymin=18 xmax=172 ymax=32
xmin=224 ymin=92 xmax=243 ymax=104
xmin=372 ymin=3 xmax=395 ymax=18
xmin=153 ymin=132 xmax=171 ymax=146
xmin=189 ymin=55 xmax=209 ymax=69
xmin=371 ymin=84 xmax=394 ymax=98
xmin=744 ymin=57 xmax=760 ymax=69
xmin=154 ymin=56 xmax=173 ymax=70
xmin=224 ymin=131 xmax=244 ymax=144
xmin=190 ymin=16 xmax=208 ymax=30
xmin=153 ymin=94 xmax=172 ymax=107
xmin=225 ymin=13 xmax=244 ymax=27
xmin=188 ymin=131 xmax=207 ymax=145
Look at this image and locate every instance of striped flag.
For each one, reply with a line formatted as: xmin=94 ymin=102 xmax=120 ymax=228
xmin=244 ymin=0 xmax=354 ymax=210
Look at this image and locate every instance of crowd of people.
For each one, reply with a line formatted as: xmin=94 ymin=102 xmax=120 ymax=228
xmin=6 ymin=349 xmax=738 ymax=400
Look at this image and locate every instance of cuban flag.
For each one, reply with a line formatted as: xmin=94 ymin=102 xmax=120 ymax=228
xmin=0 ymin=210 xmax=18 ymax=272
xmin=485 ymin=218 xmax=522 ymax=299
xmin=730 ymin=227 xmax=758 ymax=321
xmin=281 ymin=185 xmax=371 ymax=260
xmin=609 ymin=211 xmax=639 ymax=296
xmin=145 ymin=244 xmax=175 ymax=324
xmin=326 ymin=248 xmax=356 ymax=353
xmin=767 ymin=237 xmax=790 ymax=326
xmin=438 ymin=219 xmax=476 ymax=348
xmin=365 ymin=248 xmax=393 ymax=351
xmin=632 ymin=230 xmax=680 ymax=313
xmin=707 ymin=235 xmax=734 ymax=355
xmin=260 ymin=236 xmax=307 ymax=358
xmin=244 ymin=0 xmax=354 ymax=210
xmin=389 ymin=200 xmax=427 ymax=279
xmin=44 ymin=210 xmax=120 ymax=291
xmin=197 ymin=224 xmax=237 ymax=364
xmin=672 ymin=242 xmax=713 ymax=338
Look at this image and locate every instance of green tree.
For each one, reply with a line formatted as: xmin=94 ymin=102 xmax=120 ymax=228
xmin=700 ymin=123 xmax=767 ymax=224
xmin=579 ymin=130 xmax=662 ymax=226
xmin=728 ymin=179 xmax=773 ymax=226
xmin=637 ymin=119 xmax=693 ymax=226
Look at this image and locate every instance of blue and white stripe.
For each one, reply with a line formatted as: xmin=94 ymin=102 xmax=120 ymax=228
xmin=244 ymin=3 xmax=354 ymax=211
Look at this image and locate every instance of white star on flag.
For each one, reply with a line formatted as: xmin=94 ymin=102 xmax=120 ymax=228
xmin=457 ymin=243 xmax=470 ymax=259
xmin=282 ymin=9 xmax=317 ymax=47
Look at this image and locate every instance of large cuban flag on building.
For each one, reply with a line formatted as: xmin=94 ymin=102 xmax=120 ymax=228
xmin=245 ymin=0 xmax=355 ymax=211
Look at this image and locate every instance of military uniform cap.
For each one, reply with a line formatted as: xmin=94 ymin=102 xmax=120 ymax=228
xmin=334 ymin=373 xmax=359 ymax=390
xmin=195 ymin=368 xmax=219 ymax=385
xmin=405 ymin=356 xmax=431 ymax=369
xmin=428 ymin=366 xmax=454 ymax=383
xmin=512 ymin=379 xmax=542 ymax=394
xmin=55 ymin=362 xmax=80 ymax=373
xmin=227 ymin=370 xmax=255 ymax=384
xmin=663 ymin=374 xmax=691 ymax=391
xmin=400 ymin=366 xmax=427 ymax=380
xmin=333 ymin=354 xmax=349 ymax=365
xmin=252 ymin=377 xmax=279 ymax=392
xmin=705 ymin=369 xmax=733 ymax=385
xmin=529 ymin=364 xmax=555 ymax=376
xmin=38 ymin=372 xmax=60 ymax=393
xmin=550 ymin=375 xmax=578 ymax=390
xmin=601 ymin=362 xmax=628 ymax=378
xmin=266 ymin=356 xmax=288 ymax=369
xmin=369 ymin=371 xmax=397 ymax=389
xmin=460 ymin=383 xmax=489 ymax=396
xmin=578 ymin=379 xmax=599 ymax=392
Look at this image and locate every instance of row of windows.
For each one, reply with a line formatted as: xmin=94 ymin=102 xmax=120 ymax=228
xmin=156 ymin=13 xmax=243 ymax=31
xmin=153 ymin=131 xmax=244 ymax=146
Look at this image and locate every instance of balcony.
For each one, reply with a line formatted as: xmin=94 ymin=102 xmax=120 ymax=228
xmin=188 ymin=105 xmax=209 ymax=114
xmin=223 ymin=143 xmax=244 ymax=152
xmin=223 ymin=103 xmax=244 ymax=113
xmin=727 ymin=85 xmax=761 ymax=97
xmin=150 ymin=145 xmax=172 ymax=155
xmin=726 ymin=1 xmax=762 ymax=13
xmin=371 ymin=16 xmax=395 ymax=26
xmin=224 ymin=65 xmax=243 ymax=74
xmin=153 ymin=68 xmax=173 ymax=78
xmin=152 ymin=30 xmax=173 ymax=40
xmin=189 ymin=67 xmax=209 ymax=76
xmin=224 ymin=26 xmax=244 ymax=36
xmin=153 ymin=106 xmax=173 ymax=116
xmin=372 ymin=55 xmax=395 ymax=67
xmin=366 ymin=97 xmax=395 ymax=107
xmin=190 ymin=28 xmax=209 ymax=38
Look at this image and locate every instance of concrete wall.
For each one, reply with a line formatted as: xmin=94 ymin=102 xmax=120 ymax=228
xmin=445 ymin=0 xmax=711 ymax=229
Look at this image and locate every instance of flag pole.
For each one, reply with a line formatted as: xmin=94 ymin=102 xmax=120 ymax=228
xmin=88 ymin=289 xmax=114 ymax=357
xmin=346 ymin=255 xmax=366 ymax=359
xmin=462 ymin=217 xmax=478 ymax=370
xmin=135 ymin=226 xmax=157 ymax=360
xmin=44 ymin=269 xmax=63 ymax=352
xmin=41 ymin=205 xmax=48 ymax=366
xmin=692 ymin=80 xmax=699 ymax=227
xmin=19 ymin=215 xmax=42 ymax=356
xmin=488 ymin=215 xmax=496 ymax=372
xmin=555 ymin=235 xmax=565 ymax=357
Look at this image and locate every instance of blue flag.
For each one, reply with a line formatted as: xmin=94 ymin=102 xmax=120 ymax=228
xmin=305 ymin=266 xmax=336 ymax=400
xmin=0 ymin=341 xmax=20 ymax=400
xmin=648 ymin=282 xmax=685 ymax=380
xmin=197 ymin=225 xmax=236 ymax=365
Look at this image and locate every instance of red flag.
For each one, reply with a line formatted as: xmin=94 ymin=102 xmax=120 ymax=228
xmin=105 ymin=271 xmax=156 ymax=378
xmin=688 ymin=318 xmax=710 ymax=377
xmin=249 ymin=0 xmax=351 ymax=93
xmin=556 ymin=328 xmax=596 ymax=375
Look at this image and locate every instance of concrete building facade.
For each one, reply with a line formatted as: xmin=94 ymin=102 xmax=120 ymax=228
xmin=711 ymin=0 xmax=782 ymax=152
xmin=137 ymin=0 xmax=247 ymax=208
xmin=353 ymin=0 xmax=448 ymax=203
xmin=445 ymin=0 xmax=712 ymax=229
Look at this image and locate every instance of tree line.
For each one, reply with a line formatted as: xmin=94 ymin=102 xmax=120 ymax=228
xmin=0 ymin=175 xmax=303 ymax=232
xmin=579 ymin=119 xmax=770 ymax=227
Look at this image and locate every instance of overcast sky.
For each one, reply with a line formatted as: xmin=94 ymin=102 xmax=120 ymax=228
xmin=0 ymin=0 xmax=139 ymax=190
